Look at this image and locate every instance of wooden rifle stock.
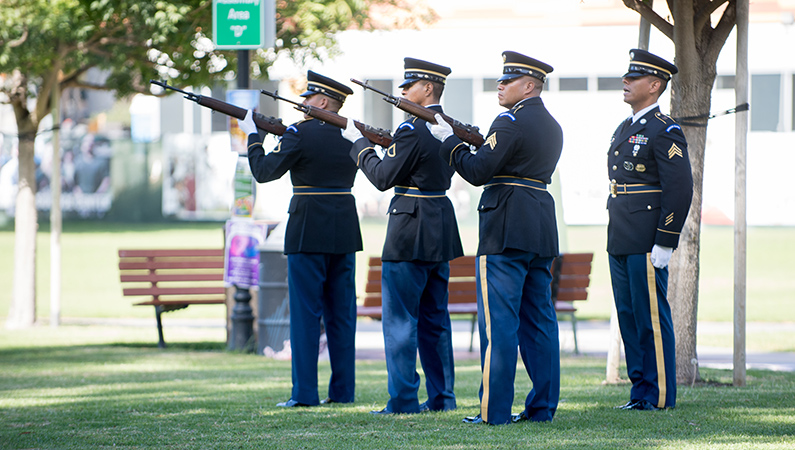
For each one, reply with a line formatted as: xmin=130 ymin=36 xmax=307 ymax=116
xmin=350 ymin=78 xmax=485 ymax=147
xmin=150 ymin=80 xmax=286 ymax=136
xmin=260 ymin=89 xmax=393 ymax=147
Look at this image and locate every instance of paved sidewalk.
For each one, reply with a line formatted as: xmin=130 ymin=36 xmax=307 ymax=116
xmin=355 ymin=319 xmax=795 ymax=372
xmin=62 ymin=317 xmax=795 ymax=371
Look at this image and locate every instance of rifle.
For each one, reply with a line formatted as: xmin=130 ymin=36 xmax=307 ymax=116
xmin=350 ymin=78 xmax=485 ymax=147
xmin=150 ymin=80 xmax=287 ymax=136
xmin=260 ymin=89 xmax=393 ymax=147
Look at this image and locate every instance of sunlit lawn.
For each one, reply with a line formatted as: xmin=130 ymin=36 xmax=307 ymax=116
xmin=1 ymin=325 xmax=794 ymax=450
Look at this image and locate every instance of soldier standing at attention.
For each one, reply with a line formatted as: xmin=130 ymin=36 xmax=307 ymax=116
xmin=239 ymin=71 xmax=362 ymax=408
xmin=342 ymin=58 xmax=463 ymax=414
xmin=608 ymin=49 xmax=692 ymax=411
xmin=428 ymin=51 xmax=563 ymax=425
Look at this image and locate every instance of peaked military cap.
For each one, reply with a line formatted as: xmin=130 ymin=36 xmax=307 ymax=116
xmin=498 ymin=51 xmax=553 ymax=83
xmin=623 ymin=49 xmax=678 ymax=81
xmin=299 ymin=70 xmax=354 ymax=103
xmin=398 ymin=58 xmax=452 ymax=88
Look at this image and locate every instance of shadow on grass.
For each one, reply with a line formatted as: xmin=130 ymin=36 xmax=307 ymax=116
xmin=1 ymin=343 xmax=794 ymax=449
xmin=103 ymin=341 xmax=227 ymax=351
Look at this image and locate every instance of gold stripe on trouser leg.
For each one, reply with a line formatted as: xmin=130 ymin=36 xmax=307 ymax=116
xmin=478 ymin=255 xmax=493 ymax=422
xmin=646 ymin=254 xmax=666 ymax=408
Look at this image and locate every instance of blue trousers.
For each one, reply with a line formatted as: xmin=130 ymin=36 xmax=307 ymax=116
xmin=609 ymin=253 xmax=676 ymax=408
xmin=476 ymin=250 xmax=560 ymax=424
xmin=287 ymin=252 xmax=357 ymax=405
xmin=381 ymin=261 xmax=456 ymax=413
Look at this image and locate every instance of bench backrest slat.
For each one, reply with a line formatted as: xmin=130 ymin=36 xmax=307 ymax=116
xmin=360 ymin=253 xmax=592 ymax=311
xmin=120 ymin=274 xmax=225 ymax=283
xmin=119 ymin=260 xmax=224 ymax=271
xmin=119 ymin=249 xmax=224 ymax=258
xmin=122 ymin=287 xmax=227 ymax=297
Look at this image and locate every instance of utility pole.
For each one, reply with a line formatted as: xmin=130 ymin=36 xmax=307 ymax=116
xmin=50 ymin=72 xmax=62 ymax=327
xmin=733 ymin=0 xmax=749 ymax=387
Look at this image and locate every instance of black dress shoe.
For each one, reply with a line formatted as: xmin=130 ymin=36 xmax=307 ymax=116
xmin=511 ymin=410 xmax=529 ymax=423
xmin=614 ymin=400 xmax=638 ymax=410
xmin=629 ymin=400 xmax=661 ymax=411
xmin=370 ymin=408 xmax=395 ymax=415
xmin=320 ymin=397 xmax=335 ymax=405
xmin=276 ymin=399 xmax=309 ymax=407
xmin=462 ymin=414 xmax=485 ymax=424
xmin=419 ymin=402 xmax=430 ymax=413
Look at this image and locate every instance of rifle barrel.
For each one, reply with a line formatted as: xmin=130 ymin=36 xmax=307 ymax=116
xmin=350 ymin=78 xmax=393 ymax=99
xmin=149 ymin=79 xmax=193 ymax=97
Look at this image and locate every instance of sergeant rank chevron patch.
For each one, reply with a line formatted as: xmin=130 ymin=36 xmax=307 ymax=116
xmin=668 ymin=143 xmax=683 ymax=159
xmin=485 ymin=132 xmax=497 ymax=150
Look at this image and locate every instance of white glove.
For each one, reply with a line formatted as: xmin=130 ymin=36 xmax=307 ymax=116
xmin=426 ymin=113 xmax=454 ymax=142
xmin=650 ymin=245 xmax=673 ymax=269
xmin=341 ymin=117 xmax=364 ymax=142
xmin=238 ymin=109 xmax=258 ymax=136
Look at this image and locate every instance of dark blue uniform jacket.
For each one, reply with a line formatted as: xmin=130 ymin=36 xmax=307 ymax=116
xmin=247 ymin=117 xmax=363 ymax=255
xmin=606 ymin=106 xmax=693 ymax=255
xmin=350 ymin=105 xmax=463 ymax=262
xmin=439 ymin=97 xmax=563 ymax=258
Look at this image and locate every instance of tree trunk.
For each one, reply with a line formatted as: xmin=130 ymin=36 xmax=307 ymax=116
xmin=6 ymin=132 xmax=38 ymax=329
xmin=669 ymin=1 xmax=721 ymax=385
xmin=6 ymin=70 xmax=40 ymax=329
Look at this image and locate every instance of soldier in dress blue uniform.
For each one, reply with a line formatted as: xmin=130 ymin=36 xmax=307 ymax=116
xmin=607 ymin=49 xmax=693 ymax=411
xmin=429 ymin=51 xmax=563 ymax=425
xmin=239 ymin=71 xmax=362 ymax=408
xmin=342 ymin=58 xmax=463 ymax=414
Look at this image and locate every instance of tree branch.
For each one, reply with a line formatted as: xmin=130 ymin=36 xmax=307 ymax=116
xmin=705 ymin=1 xmax=736 ymax=62
xmin=623 ymin=0 xmax=674 ymax=40
xmin=0 ymin=25 xmax=28 ymax=48
xmin=694 ymin=0 xmax=731 ymax=34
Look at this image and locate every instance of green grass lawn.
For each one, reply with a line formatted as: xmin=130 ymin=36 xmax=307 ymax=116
xmin=1 ymin=325 xmax=793 ymax=449
xmin=1 ymin=221 xmax=795 ymax=350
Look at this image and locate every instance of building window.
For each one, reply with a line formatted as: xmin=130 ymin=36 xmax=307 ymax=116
xmin=443 ymin=78 xmax=474 ymax=124
xmin=716 ymin=75 xmax=735 ymax=90
xmin=750 ymin=74 xmax=780 ymax=132
xmin=560 ymin=77 xmax=588 ymax=91
xmin=364 ymin=79 xmax=393 ymax=131
xmin=597 ymin=77 xmax=623 ymax=91
xmin=482 ymin=78 xmax=498 ymax=92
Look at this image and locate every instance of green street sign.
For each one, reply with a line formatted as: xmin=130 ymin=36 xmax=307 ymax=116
xmin=213 ymin=0 xmax=274 ymax=50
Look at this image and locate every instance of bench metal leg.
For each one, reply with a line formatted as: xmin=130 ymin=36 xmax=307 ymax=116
xmin=571 ymin=314 xmax=579 ymax=355
xmin=154 ymin=305 xmax=166 ymax=349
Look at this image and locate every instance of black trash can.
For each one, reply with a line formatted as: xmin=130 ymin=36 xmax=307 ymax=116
xmin=257 ymin=249 xmax=290 ymax=355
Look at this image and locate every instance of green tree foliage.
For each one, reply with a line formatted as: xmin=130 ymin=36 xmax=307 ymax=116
xmin=0 ymin=0 xmax=423 ymax=328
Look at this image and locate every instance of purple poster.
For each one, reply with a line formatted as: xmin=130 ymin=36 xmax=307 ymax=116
xmin=224 ymin=219 xmax=267 ymax=289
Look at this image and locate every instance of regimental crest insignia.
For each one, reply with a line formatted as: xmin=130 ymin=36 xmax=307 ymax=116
xmin=668 ymin=143 xmax=684 ymax=159
xmin=485 ymin=132 xmax=497 ymax=150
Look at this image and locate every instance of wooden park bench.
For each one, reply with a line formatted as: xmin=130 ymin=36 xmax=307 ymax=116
xmin=118 ymin=249 xmax=227 ymax=348
xmin=357 ymin=253 xmax=593 ymax=353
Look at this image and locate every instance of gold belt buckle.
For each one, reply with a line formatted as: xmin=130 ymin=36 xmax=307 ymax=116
xmin=610 ymin=181 xmax=617 ymax=198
